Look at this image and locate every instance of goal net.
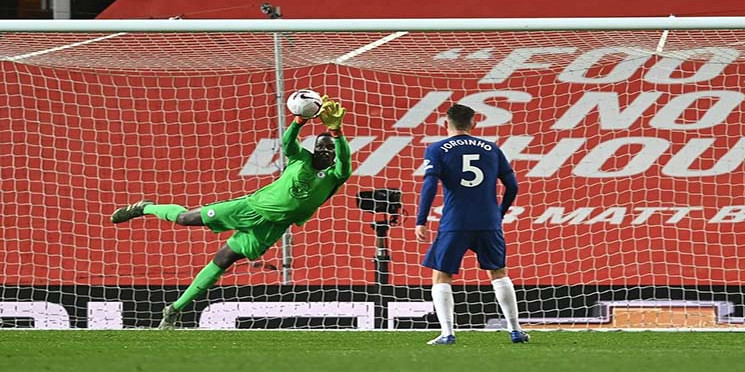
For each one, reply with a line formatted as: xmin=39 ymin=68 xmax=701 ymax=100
xmin=1 ymin=20 xmax=744 ymax=330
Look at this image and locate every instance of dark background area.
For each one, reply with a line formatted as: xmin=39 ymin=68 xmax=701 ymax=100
xmin=0 ymin=0 xmax=115 ymax=19
xmin=2 ymin=285 xmax=743 ymax=329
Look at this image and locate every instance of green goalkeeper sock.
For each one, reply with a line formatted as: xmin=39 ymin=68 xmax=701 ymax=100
xmin=172 ymin=261 xmax=225 ymax=311
xmin=143 ymin=204 xmax=187 ymax=222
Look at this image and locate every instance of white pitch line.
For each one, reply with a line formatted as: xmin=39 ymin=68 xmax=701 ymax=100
xmin=5 ymin=32 xmax=127 ymax=62
xmin=333 ymin=31 xmax=408 ymax=64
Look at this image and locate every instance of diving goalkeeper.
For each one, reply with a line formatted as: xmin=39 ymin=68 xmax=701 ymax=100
xmin=110 ymin=97 xmax=351 ymax=329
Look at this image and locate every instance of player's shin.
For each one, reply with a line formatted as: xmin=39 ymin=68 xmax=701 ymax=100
xmin=491 ymin=277 xmax=522 ymax=332
xmin=431 ymin=283 xmax=455 ymax=337
xmin=172 ymin=261 xmax=225 ymax=311
xmin=143 ymin=204 xmax=187 ymax=222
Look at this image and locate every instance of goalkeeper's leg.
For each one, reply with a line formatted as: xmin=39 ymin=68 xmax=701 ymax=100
xmin=145 ymin=204 xmax=205 ymax=225
xmin=158 ymin=221 xmax=286 ymax=329
xmin=158 ymin=245 xmax=244 ymax=330
xmin=111 ymin=200 xmax=204 ymax=226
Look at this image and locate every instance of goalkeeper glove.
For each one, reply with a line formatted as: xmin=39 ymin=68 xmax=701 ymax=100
xmin=320 ymin=100 xmax=346 ymax=136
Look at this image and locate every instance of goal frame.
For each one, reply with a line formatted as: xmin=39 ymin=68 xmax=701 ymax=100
xmin=2 ymin=16 xmax=745 ymax=330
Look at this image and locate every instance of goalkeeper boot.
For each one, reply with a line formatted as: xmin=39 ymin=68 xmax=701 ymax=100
xmin=510 ymin=330 xmax=530 ymax=343
xmin=426 ymin=334 xmax=456 ymax=345
xmin=111 ymin=200 xmax=153 ymax=224
xmin=158 ymin=304 xmax=180 ymax=330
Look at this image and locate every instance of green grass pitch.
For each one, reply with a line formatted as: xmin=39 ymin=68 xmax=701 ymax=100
xmin=1 ymin=331 xmax=743 ymax=372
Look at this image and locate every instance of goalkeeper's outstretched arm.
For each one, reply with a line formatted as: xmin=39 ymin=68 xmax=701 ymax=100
xmin=319 ymin=98 xmax=352 ymax=180
xmin=282 ymin=119 xmax=305 ymax=159
xmin=333 ymin=136 xmax=352 ymax=180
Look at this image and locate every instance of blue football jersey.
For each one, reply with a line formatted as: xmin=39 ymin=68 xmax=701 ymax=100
xmin=420 ymin=134 xmax=513 ymax=231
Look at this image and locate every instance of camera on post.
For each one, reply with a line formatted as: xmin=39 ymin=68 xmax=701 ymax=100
xmin=356 ymin=188 xmax=402 ymax=216
xmin=260 ymin=3 xmax=282 ymax=19
xmin=356 ymin=188 xmax=403 ymax=286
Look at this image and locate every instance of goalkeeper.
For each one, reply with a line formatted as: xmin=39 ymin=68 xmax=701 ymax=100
xmin=110 ymin=97 xmax=351 ymax=329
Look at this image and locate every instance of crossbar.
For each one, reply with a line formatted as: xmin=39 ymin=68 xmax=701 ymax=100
xmin=2 ymin=17 xmax=745 ymax=33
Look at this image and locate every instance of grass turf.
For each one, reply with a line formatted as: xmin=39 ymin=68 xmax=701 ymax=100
xmin=1 ymin=331 xmax=743 ymax=372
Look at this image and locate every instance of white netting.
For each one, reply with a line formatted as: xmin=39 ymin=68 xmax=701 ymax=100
xmin=1 ymin=28 xmax=744 ymax=329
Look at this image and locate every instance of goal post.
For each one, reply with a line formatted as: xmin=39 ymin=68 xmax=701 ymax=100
xmin=1 ymin=17 xmax=744 ymax=330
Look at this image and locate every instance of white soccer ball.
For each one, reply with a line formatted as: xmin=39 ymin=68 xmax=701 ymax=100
xmin=287 ymin=89 xmax=324 ymax=119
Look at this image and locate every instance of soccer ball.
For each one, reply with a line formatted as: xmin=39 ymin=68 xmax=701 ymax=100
xmin=287 ymin=89 xmax=324 ymax=119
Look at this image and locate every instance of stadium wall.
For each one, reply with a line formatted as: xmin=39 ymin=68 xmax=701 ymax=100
xmin=97 ymin=0 xmax=745 ymax=19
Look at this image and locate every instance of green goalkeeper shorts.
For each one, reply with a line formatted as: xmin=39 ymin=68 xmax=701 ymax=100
xmin=200 ymin=197 xmax=290 ymax=260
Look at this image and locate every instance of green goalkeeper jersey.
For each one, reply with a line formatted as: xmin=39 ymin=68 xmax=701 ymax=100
xmin=246 ymin=121 xmax=352 ymax=225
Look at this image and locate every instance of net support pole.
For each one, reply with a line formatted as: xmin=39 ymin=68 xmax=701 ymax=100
xmin=373 ymin=220 xmax=391 ymax=328
xmin=373 ymin=221 xmax=391 ymax=285
xmin=272 ymin=31 xmax=292 ymax=284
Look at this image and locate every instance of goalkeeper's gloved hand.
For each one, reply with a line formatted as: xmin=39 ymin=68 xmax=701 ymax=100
xmin=319 ymin=99 xmax=347 ymax=137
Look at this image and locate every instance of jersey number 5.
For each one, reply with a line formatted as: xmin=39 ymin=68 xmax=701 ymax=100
xmin=460 ymin=154 xmax=484 ymax=187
